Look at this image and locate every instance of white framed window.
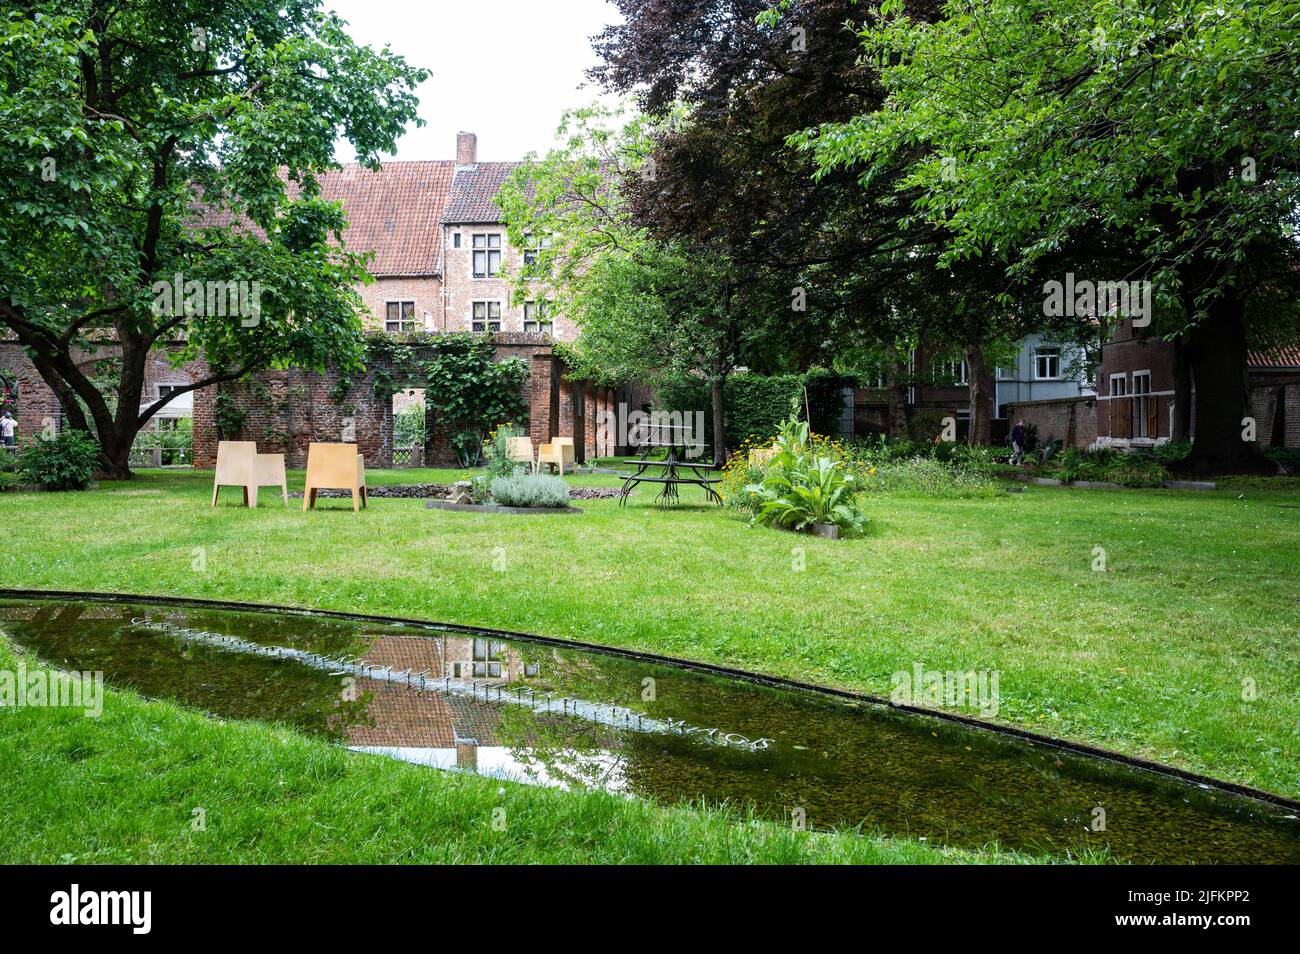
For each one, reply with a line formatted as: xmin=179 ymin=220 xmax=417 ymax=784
xmin=471 ymin=301 xmax=501 ymax=332
xmin=472 ymin=638 xmax=505 ymax=678
xmin=938 ymin=358 xmax=967 ymax=386
xmin=156 ymin=383 xmax=187 ymax=402
xmin=523 ymin=300 xmax=552 ymax=333
xmin=1034 ymin=347 xmax=1061 ymax=380
xmin=1131 ymin=370 xmax=1152 ymax=439
xmin=1109 ymin=372 xmax=1128 ymax=397
xmin=385 ymin=301 xmax=416 ymax=333
xmin=452 ymin=232 xmax=461 ymax=249
xmin=471 ymin=233 xmax=502 ymax=278
xmin=522 ymin=233 xmax=551 ymax=268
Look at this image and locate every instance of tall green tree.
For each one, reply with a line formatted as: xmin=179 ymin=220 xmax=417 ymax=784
xmin=497 ymin=105 xmax=772 ymax=464
xmin=800 ymin=0 xmax=1300 ymax=471
xmin=0 ymin=0 xmax=426 ymax=476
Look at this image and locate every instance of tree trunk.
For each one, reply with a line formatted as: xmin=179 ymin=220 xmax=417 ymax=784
xmin=1181 ymin=287 xmax=1270 ymax=474
xmin=964 ymin=342 xmax=993 ymax=445
xmin=1171 ymin=336 xmax=1192 ymax=443
xmin=887 ymin=355 xmax=909 ymax=439
xmin=711 ymin=375 xmax=727 ymax=467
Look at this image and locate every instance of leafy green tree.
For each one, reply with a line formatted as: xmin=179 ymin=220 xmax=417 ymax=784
xmin=799 ymin=0 xmax=1300 ymax=471
xmin=0 ymin=0 xmax=426 ymax=476
xmin=498 ymin=105 xmax=768 ymax=464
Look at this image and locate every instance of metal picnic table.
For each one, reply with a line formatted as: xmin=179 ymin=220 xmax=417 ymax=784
xmin=618 ymin=425 xmax=722 ymax=507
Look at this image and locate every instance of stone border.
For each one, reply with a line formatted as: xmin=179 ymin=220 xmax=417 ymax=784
xmin=425 ymin=500 xmax=582 ymax=515
xmin=1006 ymin=474 xmax=1216 ymax=491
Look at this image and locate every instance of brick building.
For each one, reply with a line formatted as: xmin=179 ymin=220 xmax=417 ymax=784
xmin=1 ymin=131 xmax=619 ymax=469
xmin=1095 ymin=320 xmax=1300 ymax=450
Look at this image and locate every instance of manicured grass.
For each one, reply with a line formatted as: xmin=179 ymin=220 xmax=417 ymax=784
xmin=0 ymin=639 xmax=1036 ymax=864
xmin=2 ymin=466 xmax=1298 ymax=862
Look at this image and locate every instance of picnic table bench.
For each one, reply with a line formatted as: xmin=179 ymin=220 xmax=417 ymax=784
xmin=618 ymin=432 xmax=721 ymax=507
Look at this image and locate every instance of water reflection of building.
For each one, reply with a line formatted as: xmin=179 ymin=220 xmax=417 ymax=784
xmin=344 ymin=633 xmax=554 ymax=778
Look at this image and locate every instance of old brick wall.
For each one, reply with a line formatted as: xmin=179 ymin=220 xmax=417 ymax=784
xmin=194 ymin=333 xmax=567 ymax=469
xmin=1 ymin=342 xmax=60 ymax=443
xmin=1008 ymin=395 xmax=1098 ymax=449
xmin=2 ymin=341 xmax=206 ymax=444
xmin=1248 ymin=373 xmax=1300 ymax=449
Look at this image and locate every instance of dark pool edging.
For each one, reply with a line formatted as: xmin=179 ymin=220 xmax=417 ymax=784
xmin=4 ymin=586 xmax=1297 ymax=815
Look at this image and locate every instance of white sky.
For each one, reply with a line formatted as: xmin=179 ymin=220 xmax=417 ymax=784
xmin=326 ymin=0 xmax=624 ymax=163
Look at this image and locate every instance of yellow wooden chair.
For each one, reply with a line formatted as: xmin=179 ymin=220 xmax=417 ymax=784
xmin=211 ymin=440 xmax=288 ymax=508
xmin=537 ymin=437 xmax=575 ymax=475
xmin=506 ymin=436 xmax=537 ymax=474
xmin=302 ymin=442 xmax=367 ymax=512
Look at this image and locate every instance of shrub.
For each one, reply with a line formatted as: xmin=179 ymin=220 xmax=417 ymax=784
xmin=657 ymin=369 xmax=856 ymax=451
xmin=744 ymin=417 xmax=867 ymax=534
xmin=862 ymin=457 xmax=1001 ymax=498
xmin=720 ymin=445 xmax=778 ymax=515
xmin=907 ymin=408 xmax=949 ymax=443
xmin=482 ymin=423 xmax=528 ymax=480
xmin=489 ymin=473 xmax=571 ymax=508
xmin=18 ymin=430 xmax=101 ymax=490
xmin=1044 ymin=447 xmax=1168 ymax=487
xmin=1152 ymin=439 xmax=1192 ymax=466
xmin=1264 ymin=446 xmax=1300 ymax=474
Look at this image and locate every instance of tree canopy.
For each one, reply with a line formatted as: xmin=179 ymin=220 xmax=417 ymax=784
xmin=797 ymin=0 xmax=1300 ymax=469
xmin=0 ymin=0 xmax=426 ymax=475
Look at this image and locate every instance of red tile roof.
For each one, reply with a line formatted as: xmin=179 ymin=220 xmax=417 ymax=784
xmin=315 ymin=162 xmax=455 ymax=275
xmin=190 ymin=161 xmax=457 ymax=276
xmin=1248 ymin=347 xmax=1300 ymax=369
xmin=442 ymin=162 xmax=521 ymax=224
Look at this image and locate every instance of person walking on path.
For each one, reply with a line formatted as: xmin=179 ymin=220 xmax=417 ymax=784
xmin=0 ymin=410 xmax=16 ymax=450
xmin=1010 ymin=419 xmax=1026 ymax=466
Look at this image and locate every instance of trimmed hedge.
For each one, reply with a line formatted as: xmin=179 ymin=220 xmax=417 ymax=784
xmin=656 ymin=370 xmax=854 ymax=450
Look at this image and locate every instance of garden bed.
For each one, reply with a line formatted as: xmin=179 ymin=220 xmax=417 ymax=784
xmin=425 ymin=500 xmax=583 ymax=515
xmin=1006 ymin=474 xmax=1216 ymax=491
xmin=287 ymin=483 xmax=624 ymax=501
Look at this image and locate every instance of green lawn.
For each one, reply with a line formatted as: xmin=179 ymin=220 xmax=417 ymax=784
xmin=2 ymin=466 xmax=1297 ymax=862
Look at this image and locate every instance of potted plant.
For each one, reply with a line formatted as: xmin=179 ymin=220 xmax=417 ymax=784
xmin=744 ymin=417 xmax=866 ymax=538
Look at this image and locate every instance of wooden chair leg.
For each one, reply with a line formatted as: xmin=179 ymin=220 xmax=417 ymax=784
xmin=212 ymin=483 xmax=220 ymax=508
xmin=248 ymin=485 xmax=258 ymax=509
xmin=360 ymin=486 xmax=368 ymax=508
xmin=352 ymin=488 xmax=360 ymax=512
xmin=302 ymin=487 xmax=313 ymax=512
xmin=280 ymin=480 xmax=288 ymax=507
xmin=242 ymin=486 xmax=250 ymax=508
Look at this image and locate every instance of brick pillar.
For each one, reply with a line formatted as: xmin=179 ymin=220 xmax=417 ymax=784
xmin=192 ymin=382 xmax=218 ymax=467
xmin=530 ymin=353 xmax=554 ymax=446
xmin=584 ymin=384 xmax=599 ymax=459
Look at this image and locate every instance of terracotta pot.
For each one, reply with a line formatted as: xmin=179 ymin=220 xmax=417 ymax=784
xmin=810 ymin=523 xmax=840 ymax=540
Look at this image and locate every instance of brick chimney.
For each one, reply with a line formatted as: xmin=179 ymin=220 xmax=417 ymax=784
xmin=456 ymin=131 xmax=477 ymax=167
